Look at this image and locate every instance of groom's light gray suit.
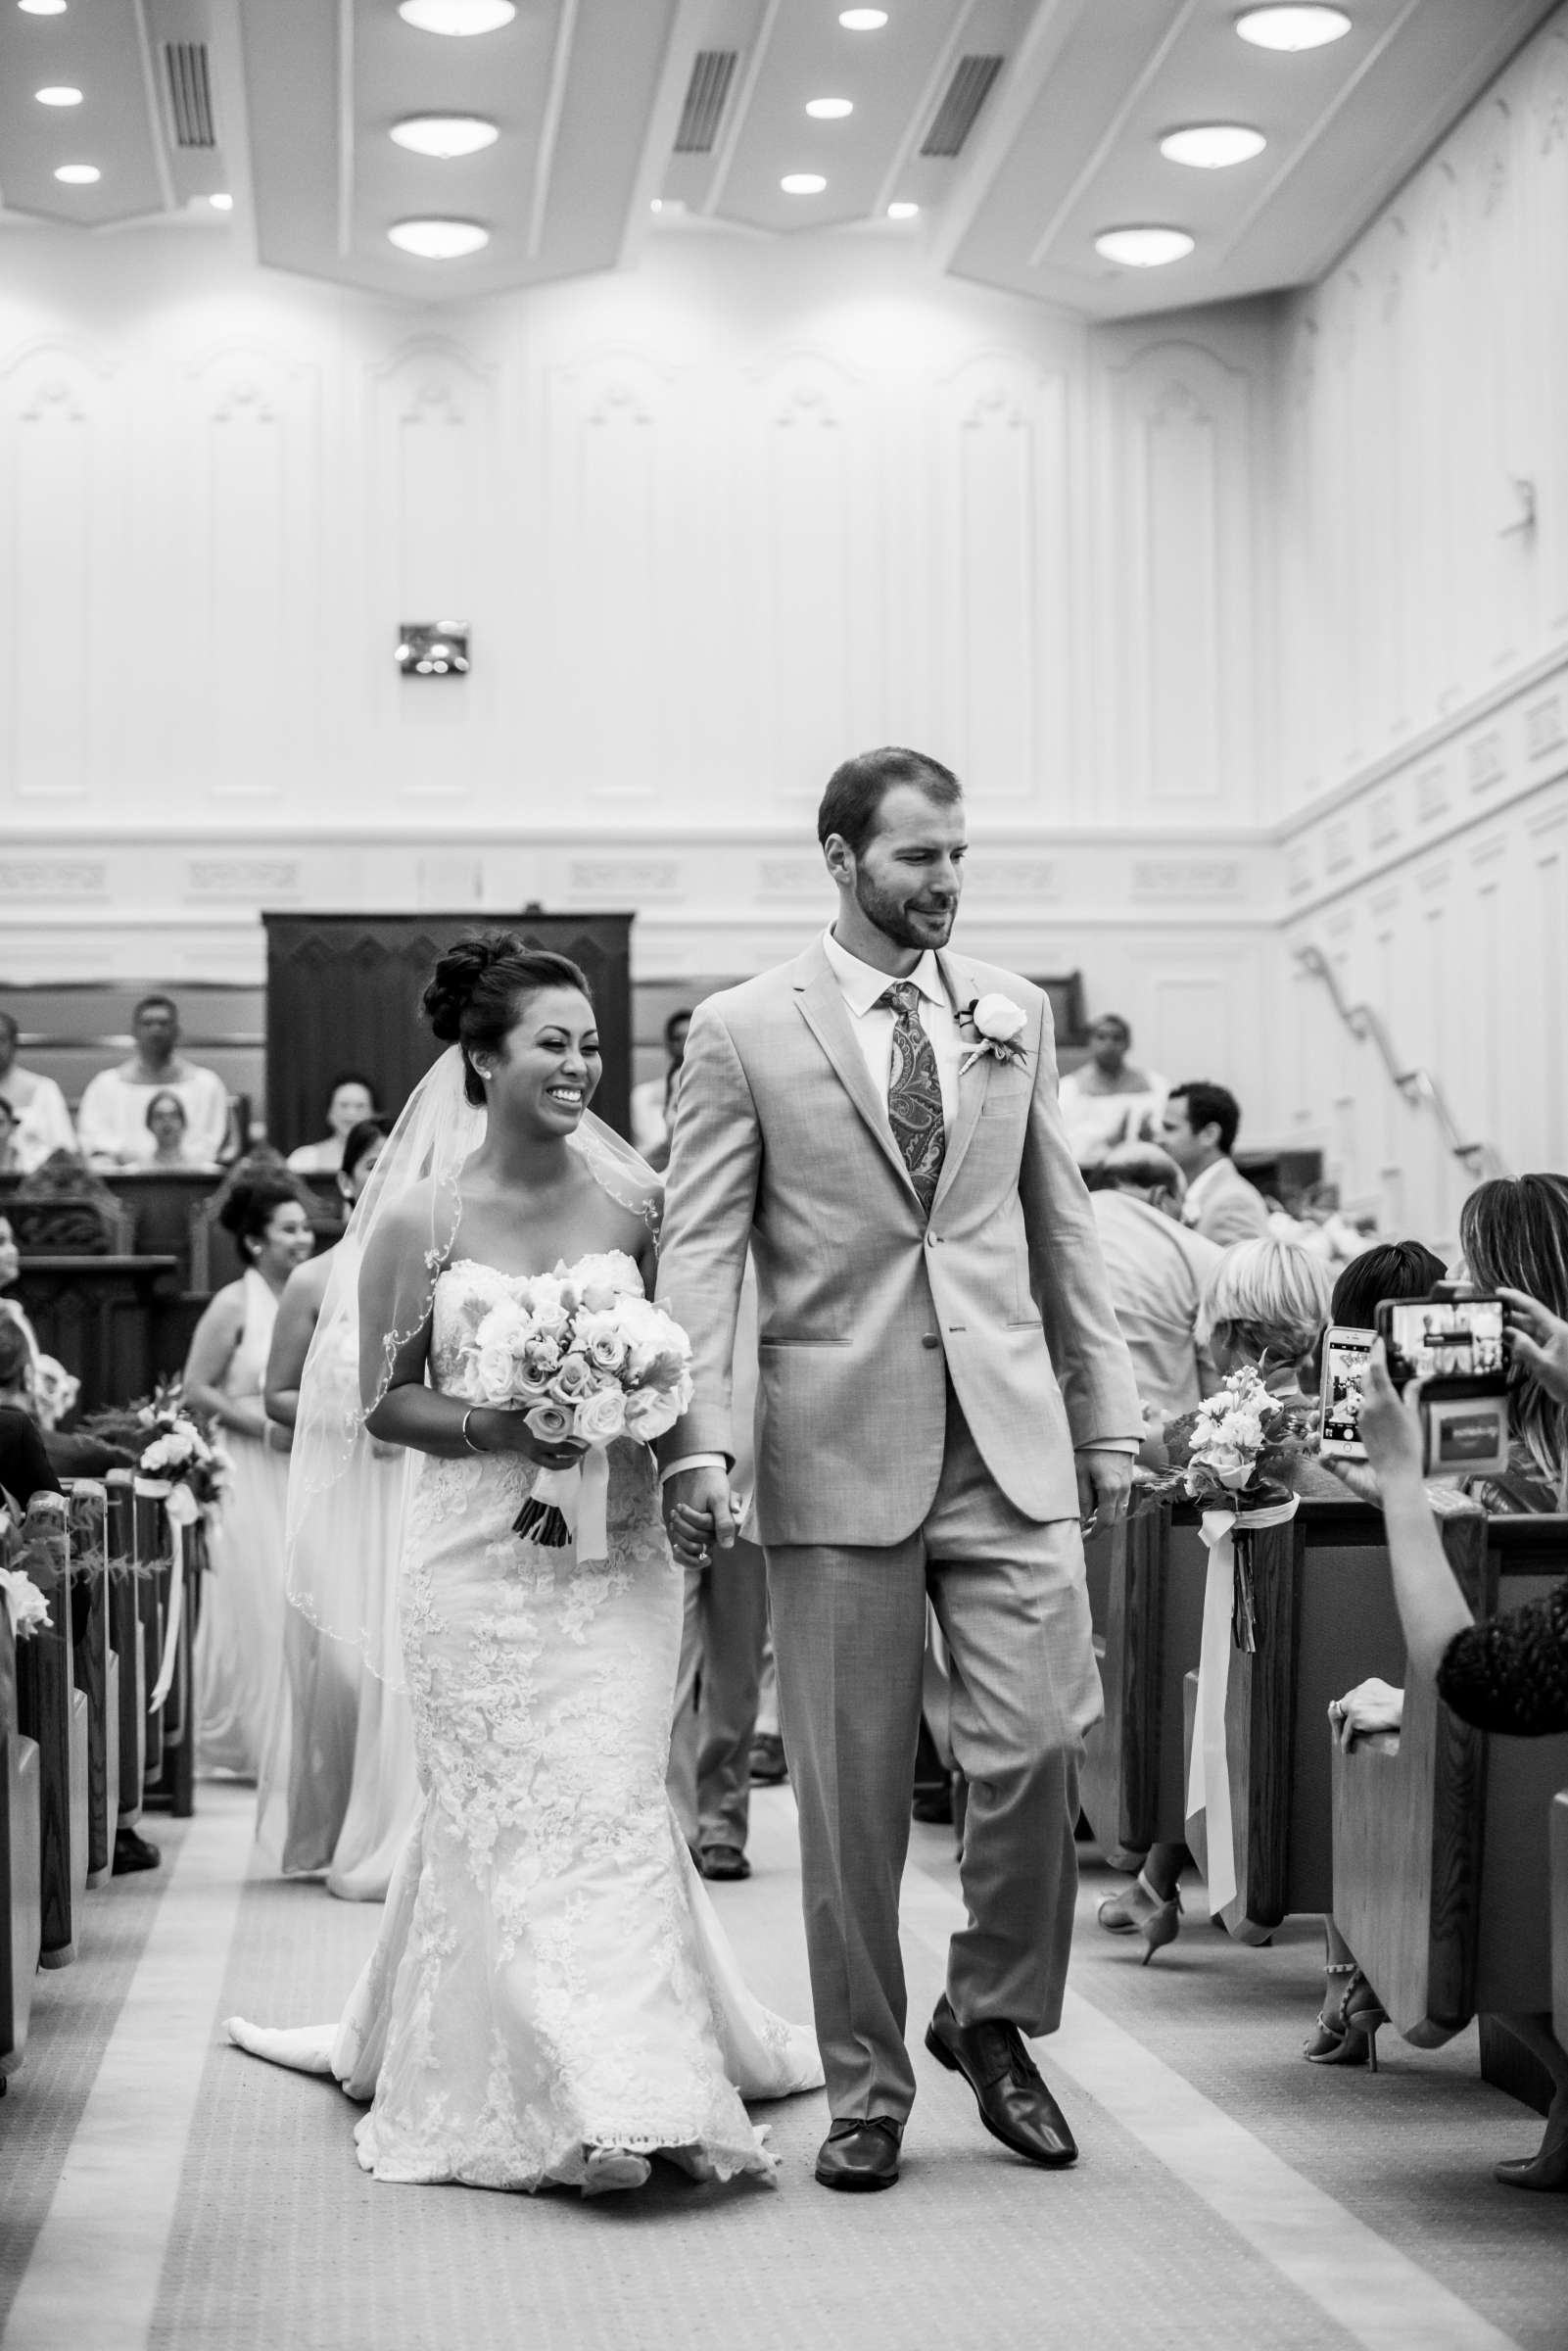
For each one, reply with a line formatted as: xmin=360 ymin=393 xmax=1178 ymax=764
xmin=657 ymin=934 xmax=1139 ymax=2121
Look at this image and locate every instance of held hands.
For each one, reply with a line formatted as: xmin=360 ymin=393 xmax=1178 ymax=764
xmin=663 ymin=1463 xmax=742 ymax=1569
xmin=1074 ymin=1447 xmax=1132 ymax=1539
xmin=1501 ymin=1287 xmax=1568 ymax=1406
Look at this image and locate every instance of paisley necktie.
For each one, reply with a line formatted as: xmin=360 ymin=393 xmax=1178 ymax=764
xmin=879 ymin=981 xmax=945 ymax=1215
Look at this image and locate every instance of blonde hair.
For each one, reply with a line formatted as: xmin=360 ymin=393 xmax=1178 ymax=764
xmin=1200 ymin=1238 xmax=1333 ymax=1372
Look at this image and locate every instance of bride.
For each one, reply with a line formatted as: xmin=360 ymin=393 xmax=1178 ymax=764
xmin=226 ymin=934 xmax=822 ymax=2194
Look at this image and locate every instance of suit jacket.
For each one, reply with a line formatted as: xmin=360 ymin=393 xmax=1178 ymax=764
xmin=1185 ymin=1157 xmax=1271 ymax=1248
xmin=655 ymin=936 xmax=1140 ymax=1548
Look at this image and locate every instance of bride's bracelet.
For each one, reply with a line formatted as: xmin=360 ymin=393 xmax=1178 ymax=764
xmin=461 ymin=1407 xmax=487 ymax=1456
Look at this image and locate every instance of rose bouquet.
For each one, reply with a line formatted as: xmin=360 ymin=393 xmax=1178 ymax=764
xmin=85 ymin=1379 xmax=231 ymax=1512
xmin=460 ymin=1250 xmax=694 ymax=1552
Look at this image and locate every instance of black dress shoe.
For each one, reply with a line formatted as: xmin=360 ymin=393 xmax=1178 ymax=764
xmin=748 ymin=1734 xmax=788 ymax=1786
xmin=113 ymin=1826 xmax=162 ymax=1875
xmin=814 ymin=2116 xmax=902 ymax=2192
xmin=911 ymin=1784 xmax=953 ymax=1826
xmin=698 ymin=1844 xmax=751 ymax=1881
xmin=925 ymin=1995 xmax=1077 ymax=2168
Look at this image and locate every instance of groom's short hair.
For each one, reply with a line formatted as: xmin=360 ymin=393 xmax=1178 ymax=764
xmin=818 ymin=746 xmax=961 ymax=858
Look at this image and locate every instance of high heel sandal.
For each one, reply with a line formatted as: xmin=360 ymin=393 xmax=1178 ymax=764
xmin=1304 ymin=1961 xmax=1358 ymax=2063
xmin=1097 ymin=1870 xmax=1182 ymax=1963
xmin=1309 ymin=1968 xmax=1389 ymax=2071
xmin=1494 ymin=2134 xmax=1568 ymax=2192
xmin=581 ymin=2144 xmax=652 ymax=2195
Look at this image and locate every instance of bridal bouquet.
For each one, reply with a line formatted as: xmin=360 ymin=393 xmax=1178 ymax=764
xmin=460 ymin=1252 xmax=694 ymax=1553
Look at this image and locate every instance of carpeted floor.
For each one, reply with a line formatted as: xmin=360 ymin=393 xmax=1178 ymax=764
xmin=1 ymin=1787 xmax=1564 ymax=2351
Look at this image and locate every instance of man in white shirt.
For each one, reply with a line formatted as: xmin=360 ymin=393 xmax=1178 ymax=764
xmin=0 ymin=1010 xmax=77 ymax=1173
xmin=1058 ymin=1015 xmax=1166 ymax=1172
xmin=76 ymin=994 xmax=232 ymax=1170
xmin=1090 ymin=1144 xmax=1223 ymax=1417
xmin=1161 ymin=1080 xmax=1271 ymax=1248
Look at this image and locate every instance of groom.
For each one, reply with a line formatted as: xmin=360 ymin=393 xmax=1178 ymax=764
xmin=657 ymin=747 xmax=1140 ymax=2191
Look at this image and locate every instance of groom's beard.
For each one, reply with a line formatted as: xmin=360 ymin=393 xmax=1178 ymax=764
xmin=854 ymin=870 xmax=958 ymax=952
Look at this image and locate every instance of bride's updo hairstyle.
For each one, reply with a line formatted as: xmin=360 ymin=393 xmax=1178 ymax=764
xmin=423 ymin=932 xmax=594 ymax=1107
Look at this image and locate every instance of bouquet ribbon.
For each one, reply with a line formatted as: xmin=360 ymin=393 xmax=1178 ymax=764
xmin=1185 ymin=1493 xmax=1300 ymax=1919
xmin=525 ymin=1447 xmax=611 ymax=1564
xmin=136 ymin=1475 xmax=200 ymax=1714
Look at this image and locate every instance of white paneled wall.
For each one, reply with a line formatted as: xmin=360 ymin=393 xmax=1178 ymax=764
xmin=1278 ymin=3 xmax=1568 ymax=1238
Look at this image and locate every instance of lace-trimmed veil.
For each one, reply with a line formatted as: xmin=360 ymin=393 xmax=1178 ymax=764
xmin=286 ymin=1044 xmax=661 ymax=1687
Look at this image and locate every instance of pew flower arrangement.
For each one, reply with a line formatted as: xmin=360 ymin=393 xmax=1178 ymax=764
xmin=83 ymin=1381 xmax=231 ymax=1512
xmin=0 ymin=1503 xmax=55 ymax=1640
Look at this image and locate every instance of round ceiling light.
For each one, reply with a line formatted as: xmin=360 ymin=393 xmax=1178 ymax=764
xmin=1160 ymin=123 xmax=1266 ymax=168
xmin=806 ymin=98 xmax=854 ymax=120
xmin=1236 ymin=6 xmax=1351 ymax=51
xmin=397 ymin=0 xmax=515 ymax=34
xmin=886 ymin=201 xmax=920 ymax=219
xmin=1095 ymin=225 xmax=1195 ymax=268
xmin=209 ymin=192 xmax=233 ymax=211
xmin=35 ymin=85 xmax=82 ymax=105
xmin=387 ymin=216 xmax=490 ymax=258
xmin=19 ymin=2 xmax=70 ymax=14
xmin=390 ymin=114 xmax=499 ymax=158
xmin=781 ymin=173 xmax=828 ymax=195
xmin=838 ymin=9 xmax=887 ymax=27
xmin=53 ymin=163 xmax=100 ymax=184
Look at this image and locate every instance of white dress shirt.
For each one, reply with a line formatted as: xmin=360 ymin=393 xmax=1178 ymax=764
xmin=819 ymin=928 xmax=963 ymax=1138
xmin=76 ymin=1062 xmax=230 ymax=1167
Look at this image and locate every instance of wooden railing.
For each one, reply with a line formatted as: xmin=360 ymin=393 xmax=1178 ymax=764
xmin=1293 ymin=941 xmax=1505 ymax=1177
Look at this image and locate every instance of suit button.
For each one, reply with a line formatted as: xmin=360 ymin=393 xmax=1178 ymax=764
xmin=922 ymin=1335 xmax=939 ymax=1350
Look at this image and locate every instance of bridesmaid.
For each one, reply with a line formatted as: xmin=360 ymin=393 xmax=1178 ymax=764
xmin=187 ymin=1174 xmax=315 ymax=1777
xmin=262 ymin=1122 xmax=421 ymax=1898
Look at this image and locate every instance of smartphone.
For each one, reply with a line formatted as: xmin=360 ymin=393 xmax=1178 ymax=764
xmin=1376 ymin=1295 xmax=1506 ymax=1388
xmin=1319 ymin=1325 xmax=1374 ymax=1459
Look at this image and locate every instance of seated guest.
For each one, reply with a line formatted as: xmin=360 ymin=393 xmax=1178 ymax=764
xmin=1161 ymin=1080 xmax=1271 ymax=1246
xmin=0 ymin=1009 xmax=76 ymax=1173
xmin=286 ymin=1075 xmax=379 ymax=1176
xmin=0 ymin=1095 xmax=19 ymax=1176
xmin=1099 ymin=1237 xmax=1338 ymax=1958
xmin=185 ymin=1175 xmax=315 ymax=1782
xmin=0 ymin=1401 xmax=61 ymax=1515
xmin=630 ymin=1009 xmax=691 ymax=1168
xmin=1059 ymin=1015 xmax=1166 ymax=1171
xmin=76 ymin=993 xmax=232 ymax=1170
xmin=1344 ymin=1292 xmax=1568 ymax=2189
xmin=145 ymin=1088 xmax=218 ymax=1173
xmin=0 ymin=1214 xmax=41 ymax=1374
xmin=1091 ymin=1142 xmax=1222 ymax=1416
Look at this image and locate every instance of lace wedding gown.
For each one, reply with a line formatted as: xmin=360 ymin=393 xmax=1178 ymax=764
xmin=228 ymin=1258 xmax=822 ymax=2191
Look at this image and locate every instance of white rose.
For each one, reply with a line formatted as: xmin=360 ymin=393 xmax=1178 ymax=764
xmin=472 ymin=1341 xmax=518 ymax=1402
xmin=574 ymin=1386 xmax=628 ymax=1444
xmin=574 ymin=1310 xmax=630 ymax=1373
xmin=0 ymin=1567 xmax=51 ymax=1639
xmin=971 ymin=992 xmax=1027 ymax=1045
xmin=624 ymin=1388 xmax=679 ymax=1441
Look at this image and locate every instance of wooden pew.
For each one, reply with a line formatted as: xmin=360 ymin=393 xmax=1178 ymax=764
xmin=64 ymin=1482 xmax=120 ymax=1888
xmin=1332 ymin=1513 xmax=1568 ymax=2053
xmin=12 ymin=1492 xmax=90 ymax=1968
xmin=136 ymin=1483 xmax=197 ymax=1818
xmin=0 ymin=1519 xmax=43 ymax=2083
xmin=1171 ymin=1494 xmax=1412 ymax=1942
xmin=106 ymin=1472 xmax=147 ymax=1833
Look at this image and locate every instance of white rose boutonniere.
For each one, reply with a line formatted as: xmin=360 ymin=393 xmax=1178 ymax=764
xmin=960 ymin=991 xmax=1029 ymax=1077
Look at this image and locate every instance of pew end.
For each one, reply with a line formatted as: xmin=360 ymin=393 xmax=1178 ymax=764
xmin=0 ymin=1593 xmax=42 ymax=2078
xmin=1554 ymin=1790 xmax=1568 ymax=2059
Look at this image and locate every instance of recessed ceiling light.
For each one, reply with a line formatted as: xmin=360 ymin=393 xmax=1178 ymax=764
xmin=390 ymin=114 xmax=499 ymax=159
xmin=35 ymin=86 xmax=82 ymax=106
xmin=806 ymin=98 xmax=854 ymax=120
xmin=387 ymin=216 xmax=490 ymax=258
xmin=1236 ymin=6 xmax=1351 ymax=51
xmin=209 ymin=192 xmax=233 ymax=211
xmin=19 ymin=2 xmax=70 ymax=14
xmin=781 ymin=173 xmax=828 ymax=195
xmin=397 ymin=0 xmax=515 ymax=34
xmin=886 ymin=201 xmax=920 ymax=219
xmin=1160 ymin=123 xmax=1266 ymax=168
xmin=54 ymin=163 xmax=100 ymax=184
xmin=838 ymin=9 xmax=887 ymax=27
xmin=1095 ymin=225 xmax=1194 ymax=268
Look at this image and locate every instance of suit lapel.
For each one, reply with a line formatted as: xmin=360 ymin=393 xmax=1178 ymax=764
xmin=929 ymin=952 xmax=987 ymax=1217
xmin=790 ymin=942 xmax=922 ymax=1203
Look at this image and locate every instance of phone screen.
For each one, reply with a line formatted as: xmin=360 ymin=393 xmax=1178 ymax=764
xmin=1320 ymin=1326 xmax=1374 ymax=1454
xmin=1383 ymin=1297 xmax=1505 ymax=1382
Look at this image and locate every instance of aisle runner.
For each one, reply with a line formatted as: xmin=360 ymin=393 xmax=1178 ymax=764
xmin=4 ymin=1787 xmax=257 ymax=2351
xmin=895 ymin=1855 xmax=1522 ymax=2351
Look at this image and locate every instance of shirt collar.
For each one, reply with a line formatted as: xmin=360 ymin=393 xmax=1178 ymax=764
xmin=1181 ymin=1157 xmax=1226 ymax=1220
xmin=822 ymin=927 xmax=947 ymax=1019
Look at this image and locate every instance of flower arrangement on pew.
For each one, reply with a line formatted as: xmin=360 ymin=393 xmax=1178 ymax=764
xmin=1134 ymin=1366 xmax=1317 ymax=1649
xmin=459 ymin=1251 xmax=694 ymax=1552
xmin=0 ymin=1503 xmax=53 ymax=1642
xmin=83 ymin=1379 xmax=231 ymax=1516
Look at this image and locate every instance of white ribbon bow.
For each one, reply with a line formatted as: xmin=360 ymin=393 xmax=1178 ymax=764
xmin=529 ymin=1446 xmax=612 ymax=1564
xmin=136 ymin=1474 xmax=199 ymax=1714
xmin=1185 ymin=1493 xmax=1300 ymax=1919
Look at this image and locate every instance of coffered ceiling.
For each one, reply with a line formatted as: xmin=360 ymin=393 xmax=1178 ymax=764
xmin=0 ymin=0 xmax=1558 ymax=315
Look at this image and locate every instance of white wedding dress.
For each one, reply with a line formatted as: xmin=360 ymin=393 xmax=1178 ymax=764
xmin=227 ymin=1257 xmax=823 ymax=2191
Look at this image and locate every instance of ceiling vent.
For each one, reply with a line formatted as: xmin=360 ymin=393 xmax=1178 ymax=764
xmin=674 ymin=50 xmax=737 ymax=154
xmin=165 ymin=41 xmax=216 ymax=150
xmin=920 ymin=54 xmax=1003 ymax=158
